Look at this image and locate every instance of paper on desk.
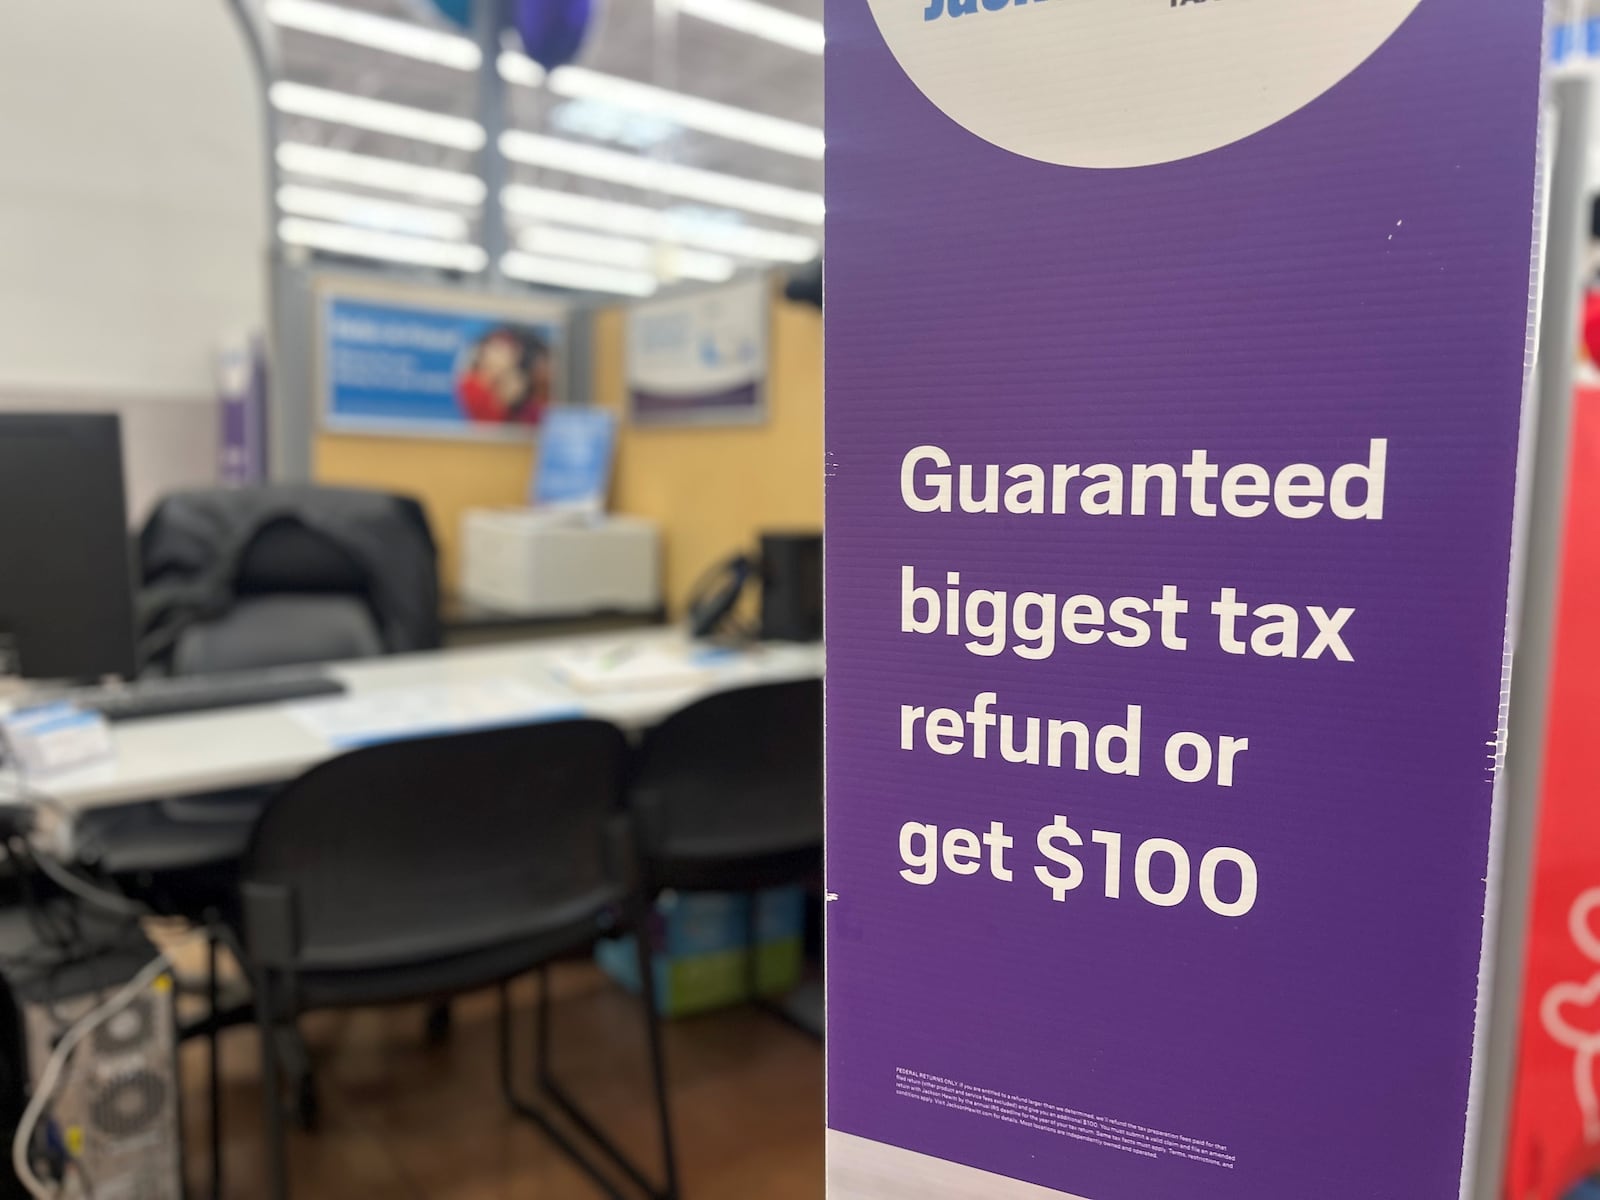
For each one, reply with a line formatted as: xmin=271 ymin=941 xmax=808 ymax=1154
xmin=550 ymin=642 xmax=737 ymax=693
xmin=287 ymin=680 xmax=578 ymax=749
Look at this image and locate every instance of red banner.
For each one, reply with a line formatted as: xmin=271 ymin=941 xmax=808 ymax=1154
xmin=1509 ymin=387 xmax=1600 ymax=1200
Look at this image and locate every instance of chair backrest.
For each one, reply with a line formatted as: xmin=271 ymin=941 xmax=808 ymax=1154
xmin=138 ymin=485 xmax=441 ymax=673
xmin=170 ymin=594 xmax=384 ymax=674
xmin=630 ymin=679 xmax=823 ymax=876
xmin=239 ymin=719 xmax=630 ymax=973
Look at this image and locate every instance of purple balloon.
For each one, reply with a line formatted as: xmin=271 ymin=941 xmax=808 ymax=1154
xmin=512 ymin=0 xmax=595 ymax=71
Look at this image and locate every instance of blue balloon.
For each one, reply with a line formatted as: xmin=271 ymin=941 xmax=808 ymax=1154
xmin=513 ymin=0 xmax=594 ymax=71
xmin=430 ymin=0 xmax=473 ymax=28
xmin=399 ymin=0 xmax=472 ymax=29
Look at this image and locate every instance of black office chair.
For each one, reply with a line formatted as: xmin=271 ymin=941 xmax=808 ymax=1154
xmin=629 ymin=679 xmax=823 ymax=1019
xmin=76 ymin=485 xmax=443 ymax=916
xmin=232 ymin=719 xmax=677 ymax=1200
xmin=137 ymin=484 xmax=441 ymax=674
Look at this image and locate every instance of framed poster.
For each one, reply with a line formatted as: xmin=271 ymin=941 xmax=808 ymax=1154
xmin=626 ymin=276 xmax=767 ymax=427
xmin=824 ymin=1 xmax=1544 ymax=1198
xmin=316 ymin=277 xmax=568 ymax=440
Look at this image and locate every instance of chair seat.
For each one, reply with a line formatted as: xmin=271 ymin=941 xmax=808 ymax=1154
xmin=172 ymin=595 xmax=383 ymax=675
xmin=288 ymin=885 xmax=627 ymax=975
xmin=649 ymin=844 xmax=821 ymax=893
xmin=73 ymin=789 xmax=270 ymax=916
xmin=284 ymin=912 xmax=621 ymax=1010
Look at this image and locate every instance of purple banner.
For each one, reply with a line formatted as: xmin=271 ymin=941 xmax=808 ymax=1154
xmin=629 ymin=382 xmax=760 ymax=418
xmin=218 ymin=335 xmax=267 ymax=485
xmin=823 ymin=3 xmax=1543 ymax=1198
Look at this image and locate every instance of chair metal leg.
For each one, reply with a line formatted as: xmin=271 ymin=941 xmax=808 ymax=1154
xmin=529 ymin=965 xmax=676 ymax=1200
xmin=205 ymin=917 xmax=223 ymax=1200
xmin=632 ymin=934 xmax=680 ymax=1200
xmin=255 ymin=976 xmax=289 ymax=1200
xmin=536 ymin=967 xmax=552 ymax=1086
xmin=423 ymin=1000 xmax=452 ymax=1046
xmin=497 ymin=981 xmax=629 ymax=1200
xmin=743 ymin=890 xmax=761 ymax=1001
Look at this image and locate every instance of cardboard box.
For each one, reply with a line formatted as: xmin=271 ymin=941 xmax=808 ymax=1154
xmin=596 ymin=887 xmax=805 ymax=1018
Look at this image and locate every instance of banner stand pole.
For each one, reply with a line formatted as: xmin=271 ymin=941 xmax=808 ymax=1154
xmin=1469 ymin=67 xmax=1592 ymax=1200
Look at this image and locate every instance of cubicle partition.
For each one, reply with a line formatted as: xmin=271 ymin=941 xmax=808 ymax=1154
xmin=308 ymin=274 xmax=822 ymax=616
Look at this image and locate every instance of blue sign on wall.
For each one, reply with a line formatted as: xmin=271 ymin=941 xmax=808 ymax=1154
xmin=533 ymin=407 xmax=617 ymax=509
xmin=320 ymin=288 xmax=566 ymax=439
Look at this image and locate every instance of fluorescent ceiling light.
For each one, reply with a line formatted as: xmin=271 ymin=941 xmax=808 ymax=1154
xmin=550 ymin=98 xmax=675 ymax=151
xmin=497 ymin=50 xmax=546 ymax=88
xmin=279 ymin=218 xmax=487 ymax=271
xmin=277 ymin=185 xmax=470 ymax=240
xmin=277 ymin=143 xmax=487 ymax=205
xmin=503 ymin=185 xmax=818 ymax=262
xmin=518 ymin=226 xmax=736 ymax=283
xmin=677 ymin=0 xmax=824 ymax=54
xmin=659 ymin=211 xmax=818 ymax=263
xmin=519 ymin=226 xmax=657 ymax=268
xmin=552 ymin=66 xmax=821 ymax=159
xmin=500 ymin=131 xmax=823 ymax=224
xmin=498 ymin=54 xmax=823 ymax=160
xmin=661 ymin=248 xmax=737 ymax=283
xmin=502 ymin=251 xmax=658 ymax=296
xmin=264 ymin=0 xmax=480 ymax=69
xmin=270 ymin=82 xmax=485 ymax=151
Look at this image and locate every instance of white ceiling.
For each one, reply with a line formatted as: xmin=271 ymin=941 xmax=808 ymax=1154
xmin=268 ymin=0 xmax=824 ymax=290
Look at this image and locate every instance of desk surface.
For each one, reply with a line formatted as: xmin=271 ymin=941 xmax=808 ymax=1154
xmin=14 ymin=630 xmax=822 ymax=816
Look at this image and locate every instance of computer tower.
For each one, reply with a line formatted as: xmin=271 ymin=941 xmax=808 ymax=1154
xmin=760 ymin=532 xmax=824 ymax=642
xmin=0 ymin=906 xmax=181 ymax=1200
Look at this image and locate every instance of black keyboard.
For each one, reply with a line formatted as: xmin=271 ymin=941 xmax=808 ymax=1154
xmin=67 ymin=669 xmax=347 ymax=723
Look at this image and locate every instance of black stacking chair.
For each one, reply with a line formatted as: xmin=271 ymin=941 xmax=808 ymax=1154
xmin=230 ymin=720 xmax=677 ymax=1200
xmin=629 ymin=679 xmax=823 ymax=1018
xmin=70 ymin=487 xmax=446 ymax=1195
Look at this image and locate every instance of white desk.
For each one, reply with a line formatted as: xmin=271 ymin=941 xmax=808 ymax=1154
xmin=8 ymin=629 xmax=822 ymax=819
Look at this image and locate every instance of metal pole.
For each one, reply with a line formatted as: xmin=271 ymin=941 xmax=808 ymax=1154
xmin=475 ymin=0 xmax=509 ymax=288
xmin=1468 ymin=67 xmax=1592 ymax=1199
xmin=225 ymin=0 xmax=284 ymax=210
xmin=225 ymin=0 xmax=315 ymax=482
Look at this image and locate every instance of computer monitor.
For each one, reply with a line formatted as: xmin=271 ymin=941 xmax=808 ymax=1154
xmin=0 ymin=413 xmax=139 ymax=682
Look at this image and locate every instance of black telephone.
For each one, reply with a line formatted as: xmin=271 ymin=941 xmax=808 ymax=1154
xmin=686 ymin=553 xmax=755 ymax=639
xmin=686 ymin=532 xmax=824 ymax=642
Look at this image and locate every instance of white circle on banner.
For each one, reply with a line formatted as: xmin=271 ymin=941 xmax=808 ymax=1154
xmin=866 ymin=0 xmax=1425 ymax=168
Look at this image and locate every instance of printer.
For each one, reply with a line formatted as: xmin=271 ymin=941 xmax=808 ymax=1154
xmin=460 ymin=508 xmax=661 ymax=617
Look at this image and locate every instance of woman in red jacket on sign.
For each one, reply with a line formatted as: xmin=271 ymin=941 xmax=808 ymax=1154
xmin=456 ymin=326 xmax=552 ymax=425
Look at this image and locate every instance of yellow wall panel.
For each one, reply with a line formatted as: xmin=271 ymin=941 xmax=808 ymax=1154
xmin=594 ymin=295 xmax=823 ymax=615
xmin=312 ymin=434 xmax=534 ymax=591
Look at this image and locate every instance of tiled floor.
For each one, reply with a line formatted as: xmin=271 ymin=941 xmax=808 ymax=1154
xmin=181 ymin=964 xmax=824 ymax=1199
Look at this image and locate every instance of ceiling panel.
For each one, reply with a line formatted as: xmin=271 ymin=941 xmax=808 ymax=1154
xmin=269 ymin=0 xmax=824 ymax=289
